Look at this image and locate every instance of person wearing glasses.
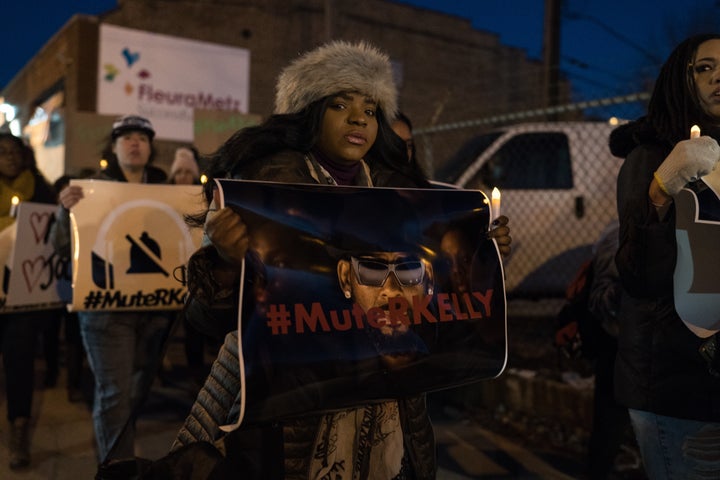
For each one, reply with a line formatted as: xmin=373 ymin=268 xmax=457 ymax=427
xmin=336 ymin=252 xmax=432 ymax=371
xmin=168 ymin=41 xmax=511 ymax=479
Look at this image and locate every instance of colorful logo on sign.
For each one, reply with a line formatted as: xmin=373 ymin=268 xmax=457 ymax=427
xmin=103 ymin=44 xmax=152 ymax=98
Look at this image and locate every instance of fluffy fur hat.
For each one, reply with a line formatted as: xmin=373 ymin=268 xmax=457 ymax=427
xmin=274 ymin=40 xmax=398 ymax=120
xmin=170 ymin=147 xmax=200 ymax=179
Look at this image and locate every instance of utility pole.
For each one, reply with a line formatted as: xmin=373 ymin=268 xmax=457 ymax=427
xmin=324 ymin=0 xmax=334 ymax=42
xmin=543 ymin=0 xmax=561 ymax=119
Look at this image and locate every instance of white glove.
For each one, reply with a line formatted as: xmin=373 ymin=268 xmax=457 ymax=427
xmin=654 ymin=136 xmax=720 ymax=196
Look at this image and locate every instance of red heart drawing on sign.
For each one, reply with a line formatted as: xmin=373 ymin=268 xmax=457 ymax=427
xmin=22 ymin=256 xmax=48 ymax=293
xmin=30 ymin=212 xmax=52 ymax=244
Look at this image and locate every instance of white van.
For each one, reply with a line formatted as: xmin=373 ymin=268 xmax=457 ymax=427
xmin=434 ymin=121 xmax=622 ymax=298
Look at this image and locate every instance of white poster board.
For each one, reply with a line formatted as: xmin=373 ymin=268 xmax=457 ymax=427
xmin=674 ymin=171 xmax=720 ymax=337
xmin=70 ymin=180 xmax=205 ymax=311
xmin=97 ymin=24 xmax=250 ymax=142
xmin=1 ymin=202 xmax=64 ymax=311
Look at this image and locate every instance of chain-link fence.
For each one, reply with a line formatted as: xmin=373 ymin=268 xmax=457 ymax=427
xmin=415 ymin=92 xmax=650 ymax=299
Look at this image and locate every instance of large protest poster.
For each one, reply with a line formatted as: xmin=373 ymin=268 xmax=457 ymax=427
xmin=70 ymin=180 xmax=205 ymax=312
xmin=674 ymin=172 xmax=720 ymax=336
xmin=216 ymin=179 xmax=507 ymax=426
xmin=1 ymin=202 xmax=64 ymax=312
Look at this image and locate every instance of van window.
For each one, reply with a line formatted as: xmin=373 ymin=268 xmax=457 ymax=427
xmin=436 ymin=131 xmax=504 ymax=183
xmin=469 ymin=132 xmax=573 ymax=190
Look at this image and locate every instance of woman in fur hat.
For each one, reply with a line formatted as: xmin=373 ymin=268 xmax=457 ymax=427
xmin=169 ymin=40 xmax=511 ymax=479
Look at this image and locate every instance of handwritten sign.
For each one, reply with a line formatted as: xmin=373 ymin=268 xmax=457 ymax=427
xmin=1 ymin=202 xmax=64 ymax=311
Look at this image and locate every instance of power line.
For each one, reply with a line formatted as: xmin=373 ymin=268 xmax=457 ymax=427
xmin=564 ymin=11 xmax=663 ymax=65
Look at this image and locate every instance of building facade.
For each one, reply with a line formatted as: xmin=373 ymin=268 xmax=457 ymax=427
xmin=1 ymin=0 xmax=569 ymax=180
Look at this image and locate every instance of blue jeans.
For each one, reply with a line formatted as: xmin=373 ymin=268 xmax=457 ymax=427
xmin=79 ymin=311 xmax=171 ymax=462
xmin=629 ymin=408 xmax=720 ymax=479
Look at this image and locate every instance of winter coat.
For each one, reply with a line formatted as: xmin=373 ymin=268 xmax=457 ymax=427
xmin=612 ymin=124 xmax=720 ymax=421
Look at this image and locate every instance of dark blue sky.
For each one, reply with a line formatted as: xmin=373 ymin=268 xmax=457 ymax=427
xmin=2 ymin=0 xmax=718 ymax=102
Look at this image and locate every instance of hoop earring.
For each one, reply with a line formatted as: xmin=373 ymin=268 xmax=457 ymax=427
xmin=344 ymin=290 xmax=351 ymax=299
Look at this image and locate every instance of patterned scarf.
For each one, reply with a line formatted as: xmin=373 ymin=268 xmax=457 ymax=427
xmin=308 ymin=402 xmax=406 ymax=480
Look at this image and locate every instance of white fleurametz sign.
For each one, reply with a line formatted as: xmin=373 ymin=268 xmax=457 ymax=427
xmin=70 ymin=180 xmax=205 ymax=312
xmin=96 ymin=24 xmax=250 ymax=142
xmin=1 ymin=202 xmax=64 ymax=311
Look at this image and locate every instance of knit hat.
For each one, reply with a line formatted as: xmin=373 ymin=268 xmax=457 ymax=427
xmin=274 ymin=40 xmax=398 ymax=120
xmin=170 ymin=147 xmax=200 ymax=180
xmin=111 ymin=115 xmax=155 ymax=141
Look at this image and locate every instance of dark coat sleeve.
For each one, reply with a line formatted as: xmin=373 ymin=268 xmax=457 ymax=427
xmin=615 ymin=143 xmax=677 ymax=298
xmin=30 ymin=172 xmax=57 ymax=204
xmin=183 ymin=245 xmax=242 ymax=341
xmin=183 ymin=151 xmax=314 ymax=341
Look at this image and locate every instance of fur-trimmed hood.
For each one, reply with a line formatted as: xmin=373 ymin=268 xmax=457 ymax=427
xmin=274 ymin=40 xmax=398 ymax=120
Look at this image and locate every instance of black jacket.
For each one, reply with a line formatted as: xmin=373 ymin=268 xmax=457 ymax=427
xmin=30 ymin=171 xmax=57 ymax=204
xmin=612 ymin=122 xmax=720 ymax=421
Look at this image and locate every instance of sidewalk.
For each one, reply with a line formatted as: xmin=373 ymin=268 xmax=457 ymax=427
xmin=0 ymin=301 xmax=610 ymax=479
xmin=0 ymin=334 xmax=198 ymax=479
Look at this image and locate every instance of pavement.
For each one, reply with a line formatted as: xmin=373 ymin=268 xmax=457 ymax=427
xmin=0 ymin=330 xmax=197 ymax=480
xmin=0 ymin=302 xmax=643 ymax=479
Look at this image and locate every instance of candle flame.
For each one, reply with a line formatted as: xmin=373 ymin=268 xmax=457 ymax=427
xmin=491 ymin=187 xmax=501 ymax=201
xmin=691 ymin=125 xmax=701 ymax=139
xmin=10 ymin=195 xmax=19 ymax=206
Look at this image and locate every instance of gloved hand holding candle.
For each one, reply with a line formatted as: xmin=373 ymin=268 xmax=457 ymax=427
xmin=654 ymin=125 xmax=720 ymax=196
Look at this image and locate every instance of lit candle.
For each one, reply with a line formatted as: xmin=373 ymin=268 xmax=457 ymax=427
xmin=491 ymin=187 xmax=501 ymax=219
xmin=691 ymin=125 xmax=701 ymax=139
xmin=9 ymin=195 xmax=19 ymax=218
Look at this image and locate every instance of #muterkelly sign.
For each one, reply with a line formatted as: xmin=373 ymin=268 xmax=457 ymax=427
xmin=215 ymin=179 xmax=508 ymax=426
xmin=1 ymin=202 xmax=64 ymax=312
xmin=69 ymin=180 xmax=204 ymax=312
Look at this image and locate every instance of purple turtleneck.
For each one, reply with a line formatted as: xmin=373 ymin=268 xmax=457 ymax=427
xmin=312 ymin=148 xmax=362 ymax=186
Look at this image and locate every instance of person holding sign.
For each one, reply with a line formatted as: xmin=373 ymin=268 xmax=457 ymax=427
xmin=50 ymin=115 xmax=172 ymax=472
xmin=0 ymin=133 xmax=56 ymax=469
xmin=168 ymin=40 xmax=511 ymax=479
xmin=610 ymin=34 xmax=720 ymax=478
